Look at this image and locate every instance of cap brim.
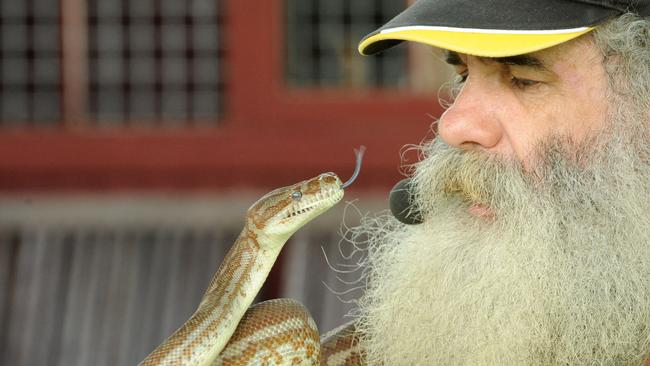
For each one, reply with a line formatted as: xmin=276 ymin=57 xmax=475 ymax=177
xmin=358 ymin=0 xmax=618 ymax=57
xmin=359 ymin=26 xmax=594 ymax=57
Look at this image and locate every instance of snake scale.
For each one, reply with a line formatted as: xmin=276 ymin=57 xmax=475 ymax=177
xmin=139 ymin=150 xmax=365 ymax=366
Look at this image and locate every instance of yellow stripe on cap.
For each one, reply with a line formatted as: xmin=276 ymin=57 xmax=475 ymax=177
xmin=358 ymin=26 xmax=594 ymax=57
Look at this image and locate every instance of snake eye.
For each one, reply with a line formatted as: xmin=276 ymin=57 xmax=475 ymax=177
xmin=291 ymin=191 xmax=303 ymax=200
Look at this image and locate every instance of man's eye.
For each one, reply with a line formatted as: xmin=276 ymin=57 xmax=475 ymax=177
xmin=458 ymin=73 xmax=468 ymax=83
xmin=510 ymin=77 xmax=539 ymax=89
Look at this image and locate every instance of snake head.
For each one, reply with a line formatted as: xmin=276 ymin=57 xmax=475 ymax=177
xmin=247 ymin=173 xmax=344 ymax=245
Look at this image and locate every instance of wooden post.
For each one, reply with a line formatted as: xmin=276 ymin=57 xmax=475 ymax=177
xmin=60 ymin=0 xmax=88 ymax=128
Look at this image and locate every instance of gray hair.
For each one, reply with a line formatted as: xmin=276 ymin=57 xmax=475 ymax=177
xmin=592 ymin=14 xmax=650 ymax=112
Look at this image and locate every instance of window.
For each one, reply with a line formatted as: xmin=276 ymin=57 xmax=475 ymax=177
xmin=0 ymin=0 xmax=61 ymax=125
xmin=87 ymin=0 xmax=224 ymax=124
xmin=286 ymin=0 xmax=407 ymax=88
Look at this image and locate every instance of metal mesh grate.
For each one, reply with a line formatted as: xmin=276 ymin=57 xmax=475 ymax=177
xmin=286 ymin=0 xmax=408 ymax=88
xmin=0 ymin=226 xmax=234 ymax=365
xmin=0 ymin=0 xmax=62 ymax=125
xmin=87 ymin=0 xmax=224 ymax=124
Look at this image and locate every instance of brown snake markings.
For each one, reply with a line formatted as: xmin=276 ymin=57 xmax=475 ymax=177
xmin=215 ymin=300 xmax=320 ymax=365
xmin=320 ymin=321 xmax=364 ymax=366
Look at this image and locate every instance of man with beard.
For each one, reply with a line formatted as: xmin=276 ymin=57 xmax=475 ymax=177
xmin=321 ymin=0 xmax=650 ymax=365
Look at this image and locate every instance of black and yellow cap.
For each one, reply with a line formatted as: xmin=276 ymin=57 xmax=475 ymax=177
xmin=359 ymin=0 xmax=650 ymax=57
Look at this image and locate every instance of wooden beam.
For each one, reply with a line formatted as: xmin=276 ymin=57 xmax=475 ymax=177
xmin=0 ymin=118 xmax=433 ymax=191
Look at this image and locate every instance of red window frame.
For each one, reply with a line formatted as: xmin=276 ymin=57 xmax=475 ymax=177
xmin=0 ymin=0 xmax=441 ymax=192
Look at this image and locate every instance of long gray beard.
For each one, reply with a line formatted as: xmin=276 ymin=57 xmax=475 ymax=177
xmin=354 ymin=109 xmax=650 ymax=365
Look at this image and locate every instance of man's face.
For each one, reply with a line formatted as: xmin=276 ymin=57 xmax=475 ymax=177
xmin=439 ymin=37 xmax=609 ymax=171
xmin=355 ymin=35 xmax=650 ymax=365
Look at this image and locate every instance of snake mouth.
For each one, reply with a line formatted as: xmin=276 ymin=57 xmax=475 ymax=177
xmin=284 ymin=189 xmax=343 ymax=219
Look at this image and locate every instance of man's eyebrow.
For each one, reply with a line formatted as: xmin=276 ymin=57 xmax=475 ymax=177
xmin=444 ymin=50 xmax=548 ymax=70
xmin=492 ymin=55 xmax=547 ymax=69
xmin=444 ymin=51 xmax=464 ymax=66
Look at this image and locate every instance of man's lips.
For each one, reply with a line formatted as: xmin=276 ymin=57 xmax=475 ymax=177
xmin=468 ymin=203 xmax=495 ymax=219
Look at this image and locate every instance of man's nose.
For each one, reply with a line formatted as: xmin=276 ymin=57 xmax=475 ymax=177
xmin=437 ymin=78 xmax=504 ymax=151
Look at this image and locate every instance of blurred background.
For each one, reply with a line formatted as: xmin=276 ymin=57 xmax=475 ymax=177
xmin=0 ymin=0 xmax=454 ymax=364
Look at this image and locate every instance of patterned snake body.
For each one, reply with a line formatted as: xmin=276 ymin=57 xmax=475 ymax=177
xmin=139 ymin=173 xmax=347 ymax=366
